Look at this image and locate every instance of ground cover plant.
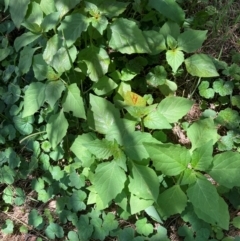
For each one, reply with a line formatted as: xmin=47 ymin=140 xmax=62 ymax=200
xmin=0 ymin=0 xmax=240 ymax=240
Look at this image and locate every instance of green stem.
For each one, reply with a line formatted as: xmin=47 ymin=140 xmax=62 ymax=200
xmin=189 ymin=77 xmax=201 ymax=98
xmin=19 ymin=131 xmax=46 ymax=144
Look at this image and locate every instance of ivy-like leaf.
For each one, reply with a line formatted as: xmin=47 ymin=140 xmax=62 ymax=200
xmin=2 ymin=219 xmax=14 ymax=234
xmin=62 ymin=83 xmax=86 ymax=119
xmin=144 ymin=143 xmax=190 ymax=176
xmin=0 ymin=165 xmax=15 ymax=184
xmin=22 ymin=82 xmax=46 ymax=118
xmin=78 ymin=46 xmax=110 ymax=82
xmin=146 ymin=66 xmax=167 ymax=88
xmin=28 ymin=209 xmax=43 ymax=228
xmin=198 ymin=80 xmax=215 ymax=99
xmin=68 ymin=190 xmax=87 ymax=212
xmin=45 ymin=223 xmax=64 ymax=239
xmin=213 ymin=79 xmax=233 ymax=96
xmin=93 ymin=161 xmax=127 ymax=206
xmin=136 ymin=218 xmax=154 ymax=236
xmin=46 ymin=110 xmax=68 ymax=149
xmin=215 ymin=108 xmax=240 ymax=129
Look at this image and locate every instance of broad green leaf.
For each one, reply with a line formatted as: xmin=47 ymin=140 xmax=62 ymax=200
xmin=166 ymin=48 xmax=184 ymax=73
xmin=187 ymin=118 xmax=219 ymax=151
xmin=144 ymin=143 xmax=190 ymax=176
xmin=208 ymin=151 xmax=240 ymax=188
xmin=70 ymin=134 xmax=95 ymax=167
xmin=0 ymin=165 xmax=15 ymax=184
xmin=130 ymin=194 xmax=154 ymax=214
xmin=102 ymin=213 xmax=118 ymax=234
xmin=88 ymin=94 xmax=120 ymax=134
xmin=0 ymin=47 xmax=11 ymax=61
xmin=67 ymin=231 xmax=79 ymax=241
xmin=22 ymin=82 xmax=46 ymax=118
xmin=50 ymin=166 xmax=64 ymax=181
xmin=231 ymin=95 xmax=240 ymax=109
xmin=160 ymin=21 xmax=180 ymax=39
xmin=136 ymin=218 xmax=153 ymax=236
xmin=93 ymin=76 xmax=118 ymax=96
xmin=45 ymin=223 xmax=64 ymax=239
xmin=123 ymin=131 xmax=159 ymax=162
xmin=128 ymin=162 xmax=159 ymax=201
xmin=28 ymin=209 xmax=43 ymax=228
xmin=62 ymin=83 xmax=86 ymax=119
xmin=145 ymin=206 xmax=163 ymax=224
xmin=157 ymin=185 xmax=187 ymax=219
xmin=148 ymin=0 xmax=185 ymax=24
xmin=9 ymin=0 xmax=30 ymax=28
xmin=13 ymin=115 xmax=34 ymax=135
xmin=83 ymin=139 xmax=118 ymax=160
xmin=158 ymin=96 xmax=193 ymax=123
xmin=55 ymin=0 xmax=81 ymax=18
xmin=33 ymin=54 xmax=60 ymax=81
xmin=86 ymin=0 xmax=129 ymax=18
xmin=3 ymin=186 xmax=13 ymax=204
xmin=76 ymin=215 xmax=94 ymax=241
xmin=146 ymin=66 xmax=167 ymax=88
xmin=69 ymin=172 xmax=85 ymax=189
xmin=18 ymin=47 xmax=37 ymax=74
xmin=178 ymin=30 xmax=208 ymax=53
xmin=187 ymin=178 xmax=229 ymax=229
xmin=45 ymin=80 xmax=65 ymax=108
xmin=93 ymin=161 xmax=127 ymax=206
xmin=24 ymin=2 xmax=43 ymax=25
xmin=144 ymin=111 xmax=172 ymax=129
xmin=233 ymin=217 xmax=240 ymax=229
xmin=142 ymin=31 xmax=166 ymax=55
xmin=78 ymin=46 xmax=110 ymax=82
xmin=58 ymin=13 xmax=89 ymax=47
xmin=14 ymin=32 xmax=41 ymax=52
xmin=46 ymin=110 xmax=68 ymax=149
xmin=213 ymin=79 xmax=233 ymax=96
xmin=180 ymin=169 xmax=197 ymax=185
xmin=185 ymin=54 xmax=219 ymax=77
xmin=108 ymin=18 xmax=150 ymax=54
xmin=68 ymin=190 xmax=87 ymax=212
xmin=191 ymin=140 xmax=213 ymax=171
xmin=2 ymin=219 xmax=14 ymax=234
xmin=40 ymin=0 xmax=56 ymax=15
xmin=41 ymin=12 xmax=61 ymax=32
xmin=14 ymin=188 xmax=25 ymax=206
xmin=124 ymin=104 xmax=157 ymax=119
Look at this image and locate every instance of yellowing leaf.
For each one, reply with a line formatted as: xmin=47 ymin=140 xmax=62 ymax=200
xmin=123 ymin=91 xmax=146 ymax=107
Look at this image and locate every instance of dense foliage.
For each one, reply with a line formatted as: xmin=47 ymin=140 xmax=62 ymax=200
xmin=0 ymin=0 xmax=240 ymax=240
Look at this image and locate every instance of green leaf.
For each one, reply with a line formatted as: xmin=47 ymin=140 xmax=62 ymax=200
xmin=148 ymin=0 xmax=185 ymax=24
xmin=3 ymin=186 xmax=13 ymax=204
xmin=93 ymin=161 xmax=127 ymax=206
xmin=130 ymin=194 xmax=154 ymax=214
xmin=9 ymin=0 xmax=30 ymax=28
xmin=68 ymin=190 xmax=87 ymax=212
xmin=146 ymin=66 xmax=167 ymax=88
xmin=123 ymin=131 xmax=159 ymax=162
xmin=28 ymin=209 xmax=43 ymax=228
xmin=2 ymin=219 xmax=14 ymax=234
xmin=45 ymin=223 xmax=64 ymax=239
xmin=88 ymin=94 xmax=120 ymax=134
xmin=102 ymin=213 xmax=118 ymax=234
xmin=136 ymin=218 xmax=153 ymax=236
xmin=185 ymin=54 xmax=219 ymax=77
xmin=50 ymin=166 xmax=64 ymax=181
xmin=46 ymin=110 xmax=68 ymax=149
xmin=62 ymin=83 xmax=86 ymax=119
xmin=78 ymin=46 xmax=110 ymax=82
xmin=18 ymin=47 xmax=37 ymax=74
xmin=178 ymin=30 xmax=208 ymax=53
xmin=160 ymin=21 xmax=180 ymax=39
xmin=14 ymin=188 xmax=25 ymax=206
xmin=1 ymin=163 xmax=16 ymax=185
xmin=24 ymin=2 xmax=43 ymax=26
xmin=187 ymin=178 xmax=229 ymax=229
xmin=142 ymin=31 xmax=166 ymax=55
xmin=14 ymin=32 xmax=41 ymax=52
xmin=108 ymin=18 xmax=150 ymax=54
xmin=191 ymin=140 xmax=213 ymax=171
xmin=93 ymin=76 xmax=118 ymax=96
xmin=45 ymin=80 xmax=65 ymax=108
xmin=0 ymin=47 xmax=11 ymax=61
xmin=13 ymin=115 xmax=34 ymax=135
xmin=208 ymin=151 xmax=240 ymax=188
xmin=158 ymin=96 xmax=193 ymax=123
xmin=166 ymin=48 xmax=184 ymax=73
xmin=55 ymin=0 xmax=81 ymax=18
xmin=128 ymin=161 xmax=159 ymax=201
xmin=22 ymin=82 xmax=46 ymax=118
xmin=215 ymin=108 xmax=240 ymax=129
xmin=144 ymin=143 xmax=190 ymax=176
xmin=198 ymin=81 xmax=215 ymax=99
xmin=125 ymin=104 xmax=157 ymax=119
xmin=232 ymin=217 xmax=240 ymax=229
xmin=157 ymin=185 xmax=187 ymax=219
xmin=58 ymin=13 xmax=89 ymax=47
xmin=187 ymin=118 xmax=219 ymax=151
xmin=213 ymin=79 xmax=233 ymax=96
xmin=69 ymin=172 xmax=85 ymax=189
xmin=83 ymin=139 xmax=118 ymax=160
xmin=41 ymin=12 xmax=60 ymax=32
xmin=76 ymin=215 xmax=93 ymax=241
xmin=33 ymin=54 xmax=60 ymax=81
xmin=70 ymin=134 xmax=95 ymax=167
xmin=231 ymin=95 xmax=240 ymax=109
